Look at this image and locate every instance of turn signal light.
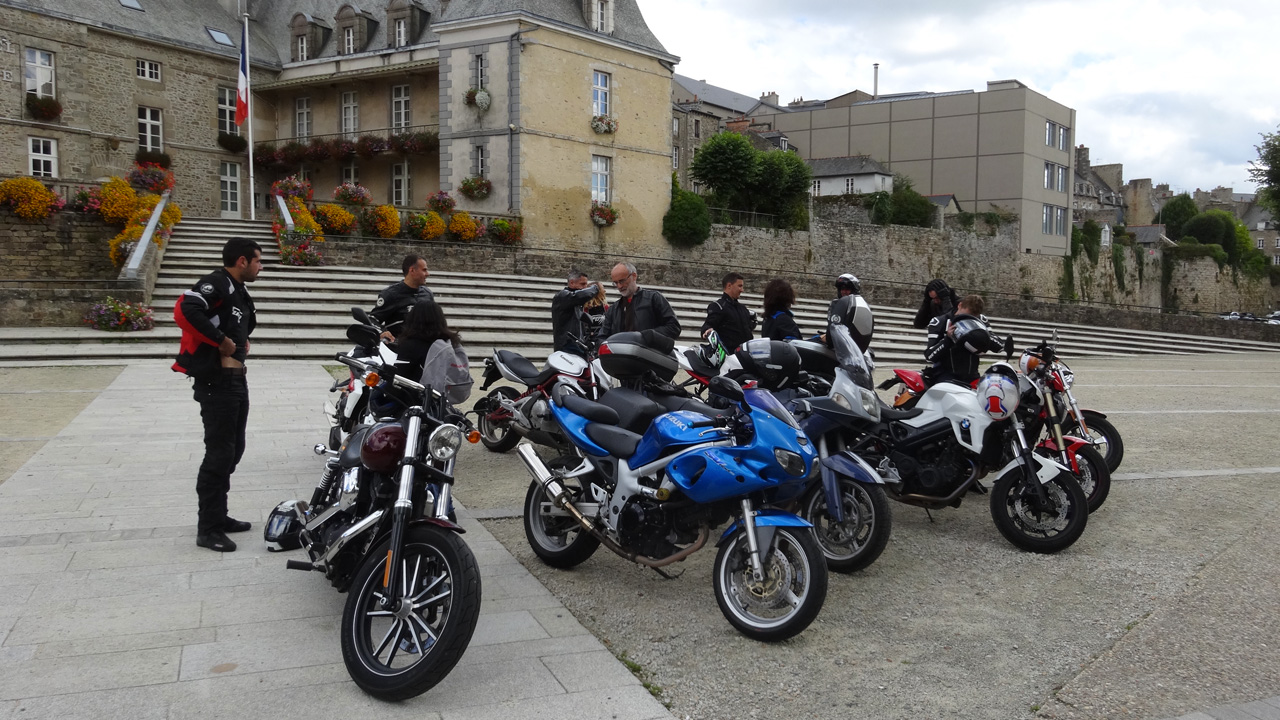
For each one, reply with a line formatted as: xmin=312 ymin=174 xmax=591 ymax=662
xmin=364 ymin=372 xmax=380 ymax=388
xmin=466 ymin=430 xmax=481 ymax=444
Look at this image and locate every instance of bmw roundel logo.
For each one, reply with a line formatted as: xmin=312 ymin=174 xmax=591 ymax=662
xmin=960 ymin=419 xmax=971 ymax=429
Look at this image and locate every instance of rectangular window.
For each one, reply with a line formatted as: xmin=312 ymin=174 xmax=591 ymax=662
xmin=1275 ymin=238 xmax=1280 ymax=249
xmin=672 ymin=146 xmax=679 ymax=169
xmin=1046 ymin=121 xmax=1055 ymax=147
xmin=811 ymin=179 xmax=821 ymax=196
xmin=295 ymin=97 xmax=312 ymax=139
xmin=343 ymin=26 xmax=355 ymax=54
xmin=136 ymin=59 xmax=161 ymax=81
xmin=780 ymin=138 xmax=788 ymax=151
xmin=391 ymin=85 xmax=410 ymax=130
xmin=845 ymin=178 xmax=856 ymax=194
xmin=1055 ymin=207 xmax=1067 ymax=236
xmin=1273 ymin=254 xmax=1280 ymax=266
xmin=29 ymin=137 xmax=57 ymax=178
xmin=1044 ymin=162 xmax=1053 ymax=190
xmin=1059 ymin=126 xmax=1070 ymax=151
xmin=693 ymin=118 xmax=701 ymax=138
xmin=219 ymin=161 xmax=239 ymax=213
xmin=1258 ymin=238 xmax=1265 ymax=250
xmin=1043 ymin=204 xmax=1053 ymax=235
xmin=299 ymin=167 xmax=311 ymax=184
xmin=475 ymin=54 xmax=486 ymax=89
xmin=24 ymin=49 xmax=55 ymax=98
xmin=296 ymin=34 xmax=308 ymax=62
xmin=341 ymin=91 xmax=359 ymax=138
xmin=342 ymin=165 xmax=359 ymax=185
xmin=672 ymin=117 xmax=679 ymax=135
xmin=217 ymin=87 xmax=237 ymax=135
xmin=592 ymin=71 xmax=610 ymax=116
xmin=473 ymin=145 xmax=488 ymax=177
xmin=1057 ymin=166 xmax=1068 ymax=192
xmin=391 ymin=163 xmax=410 ymax=206
xmin=591 ymin=154 xmax=611 ymax=203
xmin=597 ymin=0 xmax=607 ymax=31
xmin=138 ymin=106 xmax=163 ymax=151
xmin=394 ymin=19 xmax=407 ymax=47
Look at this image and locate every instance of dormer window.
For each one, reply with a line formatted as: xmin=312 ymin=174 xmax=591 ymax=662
xmin=583 ymin=0 xmax=612 ymax=34
xmin=394 ymin=18 xmax=406 ymax=47
xmin=290 ymin=13 xmax=331 ymax=62
xmin=343 ymin=26 xmax=355 ymax=54
xmin=386 ymin=0 xmax=429 ymax=48
xmin=296 ymin=34 xmax=308 ymax=61
xmin=335 ymin=5 xmax=378 ymax=56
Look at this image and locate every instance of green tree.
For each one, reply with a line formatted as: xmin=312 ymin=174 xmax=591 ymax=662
xmin=1183 ymin=209 xmax=1246 ymax=266
xmin=1155 ymin=194 xmax=1198 ymax=241
xmin=1248 ymin=127 xmax=1280 ymax=215
xmin=689 ymin=132 xmax=758 ymax=208
xmin=748 ymin=150 xmax=811 ymax=228
xmin=662 ymin=188 xmax=712 ymax=247
xmin=889 ymin=174 xmax=936 ymax=228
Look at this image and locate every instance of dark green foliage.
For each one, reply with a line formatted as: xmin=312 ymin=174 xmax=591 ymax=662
xmin=1111 ymin=244 xmax=1127 ymax=293
xmin=217 ymin=132 xmax=249 ymax=153
xmin=1182 ymin=210 xmax=1242 ymax=265
xmin=662 ymin=188 xmax=712 ymax=247
xmin=1248 ymin=127 xmax=1280 ymax=215
xmin=864 ymin=191 xmax=892 ymax=225
xmin=689 ymin=132 xmax=758 ymax=206
xmin=889 ymin=175 xmax=936 ymax=228
xmin=689 ymin=134 xmax=811 ymax=229
xmin=134 ymin=149 xmax=171 ymax=168
xmin=1154 ymin=194 xmax=1197 ymax=241
xmin=1059 ymin=256 xmax=1076 ymax=301
xmin=1080 ymin=220 xmax=1102 ymax=263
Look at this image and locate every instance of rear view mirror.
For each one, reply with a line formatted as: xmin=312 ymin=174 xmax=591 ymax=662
xmin=709 ymin=376 xmax=745 ymax=403
xmin=1003 ymin=334 xmax=1015 ymax=361
xmin=346 ymin=324 xmax=380 ymax=347
xmin=351 ymin=307 xmax=372 ymax=325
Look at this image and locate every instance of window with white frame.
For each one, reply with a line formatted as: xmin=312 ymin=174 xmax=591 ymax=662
xmin=845 ymin=178 xmax=856 ymax=194
xmin=473 ymin=144 xmax=488 ymax=177
xmin=295 ymin=97 xmax=311 ymax=139
xmin=1258 ymin=238 xmax=1265 ymax=250
xmin=672 ymin=146 xmax=679 ymax=169
xmin=391 ymin=163 xmax=410 ymax=206
xmin=693 ymin=118 xmax=701 ymax=138
xmin=1275 ymin=238 xmax=1280 ymax=249
xmin=391 ymin=85 xmax=410 ymax=130
xmin=138 ymin=106 xmax=163 ymax=151
xmin=780 ymin=137 xmax=788 ymax=151
xmin=24 ymin=49 xmax=55 ymax=98
xmin=343 ymin=26 xmax=356 ymax=54
xmin=394 ymin=18 xmax=407 ymax=47
xmin=812 ymin=179 xmax=821 ymax=196
xmin=474 ymin=54 xmax=486 ymax=89
xmin=1045 ymin=121 xmax=1055 ymax=147
xmin=592 ymin=71 xmax=610 ymax=116
xmin=298 ymin=167 xmax=311 ymax=184
xmin=29 ymin=137 xmax=57 ymax=178
xmin=1057 ymin=166 xmax=1068 ymax=192
xmin=591 ymin=155 xmax=611 ymax=203
xmin=1273 ymin=254 xmax=1280 ymax=266
xmin=341 ymin=91 xmax=359 ymax=138
xmin=217 ymin=87 xmax=237 ymax=135
xmin=1058 ymin=125 xmax=1070 ymax=151
xmin=596 ymin=0 xmax=609 ymax=32
xmin=1055 ymin=207 xmax=1067 ymax=235
xmin=136 ymin=59 xmax=161 ymax=81
xmin=342 ymin=164 xmax=359 ymax=185
xmin=296 ymin=34 xmax=308 ymax=62
xmin=1043 ymin=204 xmax=1053 ymax=235
xmin=672 ymin=117 xmax=679 ymax=135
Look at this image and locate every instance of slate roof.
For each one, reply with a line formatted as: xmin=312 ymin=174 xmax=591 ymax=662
xmin=673 ymin=75 xmax=758 ymax=115
xmin=807 ymin=156 xmax=890 ymax=179
xmin=434 ymin=0 xmax=668 ymax=56
xmin=925 ymin=194 xmax=960 ymax=210
xmin=1129 ymin=225 xmax=1173 ymax=245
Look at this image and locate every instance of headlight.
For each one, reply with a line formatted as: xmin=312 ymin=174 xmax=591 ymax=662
xmin=773 ymin=448 xmax=806 ymax=476
xmin=859 ymin=387 xmax=881 ymax=421
xmin=832 ymin=392 xmax=852 ymax=410
xmin=427 ymin=424 xmax=463 ymax=461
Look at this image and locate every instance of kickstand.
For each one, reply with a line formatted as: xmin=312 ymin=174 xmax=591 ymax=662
xmin=924 ymin=508 xmax=935 ymax=523
xmin=650 ymin=566 xmax=684 ymax=580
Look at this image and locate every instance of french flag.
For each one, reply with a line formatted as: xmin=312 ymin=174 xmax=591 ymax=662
xmin=235 ymin=21 xmax=249 ymax=126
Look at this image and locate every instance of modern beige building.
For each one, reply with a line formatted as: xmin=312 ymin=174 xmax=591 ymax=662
xmin=747 ymin=80 xmax=1078 ymax=254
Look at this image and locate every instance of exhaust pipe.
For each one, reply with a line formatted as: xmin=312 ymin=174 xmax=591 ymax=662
xmin=516 ymin=443 xmax=573 ymax=507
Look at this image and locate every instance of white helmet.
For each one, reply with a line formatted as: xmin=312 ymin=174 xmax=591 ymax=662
xmin=977 ymin=363 xmax=1020 ymax=420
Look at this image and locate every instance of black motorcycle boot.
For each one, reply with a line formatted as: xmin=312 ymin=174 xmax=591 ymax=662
xmin=223 ymin=517 xmax=252 ymax=533
xmin=197 ymin=530 xmax=237 ymax=552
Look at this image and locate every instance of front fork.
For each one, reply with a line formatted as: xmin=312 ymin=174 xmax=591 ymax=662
xmin=739 ymin=499 xmax=775 ymax=582
xmin=383 ymin=409 xmax=424 ymax=608
xmin=1011 ymin=416 xmax=1053 ymax=507
xmin=1063 ymin=389 xmax=1091 ymax=437
xmin=1041 ymin=389 xmax=1071 ymax=467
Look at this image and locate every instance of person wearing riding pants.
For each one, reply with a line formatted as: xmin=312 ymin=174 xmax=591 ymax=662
xmin=700 ymin=271 xmax=757 ymax=352
xmin=551 ymin=268 xmax=604 ymax=356
xmin=370 ymin=254 xmax=434 ymax=341
xmin=922 ymin=294 xmax=1005 ymax=387
xmin=598 ymin=261 xmax=682 ymax=341
xmin=176 ymin=238 xmax=262 ymax=552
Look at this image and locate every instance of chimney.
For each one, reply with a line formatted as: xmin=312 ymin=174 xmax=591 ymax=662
xmin=873 ymin=63 xmax=879 ymax=100
xmin=760 ymin=91 xmax=779 ymax=106
xmin=1075 ymin=145 xmax=1090 ymax=174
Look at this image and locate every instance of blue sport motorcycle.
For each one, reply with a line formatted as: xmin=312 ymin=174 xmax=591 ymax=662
xmin=515 ymin=376 xmax=828 ymax=641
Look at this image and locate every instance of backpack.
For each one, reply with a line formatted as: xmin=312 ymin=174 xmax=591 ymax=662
xmin=419 ymin=339 xmax=473 ymax=404
xmin=171 ymin=296 xmax=221 ymax=382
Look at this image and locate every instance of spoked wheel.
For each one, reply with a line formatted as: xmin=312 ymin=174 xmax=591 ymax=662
xmin=800 ymin=477 xmax=892 ymax=573
xmin=989 ymin=465 xmax=1088 ymax=554
xmin=1044 ymin=444 xmax=1110 ymax=513
xmin=522 ymin=457 xmax=600 ymax=568
xmin=477 ymin=386 xmax=521 ymax=453
xmin=340 ymin=525 xmax=481 ymax=700
xmin=713 ymin=525 xmax=828 ymax=642
xmin=1064 ymin=411 xmax=1124 ymax=474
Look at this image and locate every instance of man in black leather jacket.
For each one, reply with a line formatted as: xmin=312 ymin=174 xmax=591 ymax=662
xmin=700 ymin=272 xmax=757 ymax=352
xmin=371 ymin=254 xmax=434 ymax=340
xmin=913 ymin=278 xmax=960 ymax=329
xmin=551 ymin=268 xmax=604 ymax=355
xmin=923 ymin=294 xmax=1005 ymax=386
xmin=599 ymin=261 xmax=681 ymax=340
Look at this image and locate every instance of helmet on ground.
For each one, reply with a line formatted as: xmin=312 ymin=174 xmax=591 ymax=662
xmin=734 ymin=339 xmax=802 ymax=390
xmin=264 ymin=500 xmax=305 ymax=552
xmin=835 ymin=273 xmax=861 ymax=295
xmin=977 ymin=362 xmax=1020 ymax=420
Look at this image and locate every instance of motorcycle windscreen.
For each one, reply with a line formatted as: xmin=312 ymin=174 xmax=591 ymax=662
xmin=829 ymin=324 xmax=873 ymax=390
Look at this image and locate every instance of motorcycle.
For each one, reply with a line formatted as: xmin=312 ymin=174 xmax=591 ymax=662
xmin=325 ymin=307 xmax=398 ymax=451
xmin=1052 ymin=359 xmax=1124 ymax=473
xmin=516 ymin=372 xmax=828 ymax=641
xmin=267 ymin=323 xmax=482 ymax=700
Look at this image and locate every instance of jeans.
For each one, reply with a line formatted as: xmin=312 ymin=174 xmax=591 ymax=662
xmin=193 ymin=370 xmax=249 ymax=534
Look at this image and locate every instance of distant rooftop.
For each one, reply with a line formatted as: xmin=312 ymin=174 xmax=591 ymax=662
xmin=807 ymin=156 xmax=890 ymax=178
xmin=673 ymin=74 xmax=758 ymax=114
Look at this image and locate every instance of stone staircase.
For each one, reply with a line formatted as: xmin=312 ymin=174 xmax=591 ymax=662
xmin=3 ymin=216 xmax=1280 ymax=366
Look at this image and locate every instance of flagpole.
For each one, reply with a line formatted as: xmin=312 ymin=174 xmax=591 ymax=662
xmin=243 ymin=12 xmax=256 ymax=221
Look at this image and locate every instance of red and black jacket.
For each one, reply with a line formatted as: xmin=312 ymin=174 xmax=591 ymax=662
xmin=172 ymin=269 xmax=256 ymax=380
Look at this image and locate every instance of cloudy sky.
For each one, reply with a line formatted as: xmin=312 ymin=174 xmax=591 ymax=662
xmin=636 ymin=0 xmax=1279 ymax=195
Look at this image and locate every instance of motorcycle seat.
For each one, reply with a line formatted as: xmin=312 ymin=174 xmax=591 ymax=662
xmin=682 ymin=349 xmax=721 ymax=379
xmin=893 ymin=369 xmax=926 ymax=392
xmin=558 ymin=390 xmax=620 ymax=425
xmin=652 ymin=393 xmax=732 ymax=418
xmin=880 ymin=405 xmax=924 ymax=421
xmin=495 ymin=349 xmax=554 ymax=385
xmin=585 ymin=423 xmax=642 ymax=458
xmin=598 ymin=387 xmax=666 ymax=435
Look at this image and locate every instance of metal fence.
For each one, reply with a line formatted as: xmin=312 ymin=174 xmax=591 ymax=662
xmin=706 ymin=206 xmax=778 ymax=229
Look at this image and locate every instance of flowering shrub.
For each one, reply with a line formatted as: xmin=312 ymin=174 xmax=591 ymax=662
xmin=313 ymin=203 xmax=355 ymax=234
xmin=126 ymin=162 xmax=175 ymax=194
xmin=388 ymin=131 xmax=439 ymax=156
xmin=134 ymin=149 xmax=171 ymax=168
xmin=465 ymin=88 xmax=492 ymax=111
xmin=590 ymin=115 xmax=618 ymax=134
xmin=26 ymin=94 xmax=63 ymax=122
xmin=304 ymin=138 xmax=332 ymax=163
xmin=278 ymin=141 xmax=307 ymax=166
xmin=271 ymin=175 xmax=313 ymax=202
xmin=488 ymin=218 xmax=524 ymax=245
xmin=273 ymin=196 xmax=323 ymax=243
xmin=448 ymin=211 xmax=480 ymax=241
xmin=590 ymin=201 xmax=620 ymax=227
xmin=98 ymin=178 xmax=138 ymax=224
xmin=426 ymin=191 xmax=456 ymax=215
xmin=109 ymin=194 xmax=182 ymax=266
xmin=83 ymin=297 xmax=155 ymax=332
xmin=459 ymin=176 xmax=492 ymax=201
xmin=334 ymin=182 xmax=371 ymax=205
xmin=362 ymin=204 xmax=401 ymax=238
xmin=355 ymin=135 xmax=388 ymax=160
xmin=329 ymin=138 xmax=357 ymax=161
xmin=0 ymin=177 xmax=64 ymax=221
xmin=406 ymin=211 xmax=447 ymax=241
xmin=217 ymin=132 xmax=248 ymax=153
xmin=67 ymin=186 xmax=102 ymax=214
xmin=279 ymin=241 xmax=324 ymax=266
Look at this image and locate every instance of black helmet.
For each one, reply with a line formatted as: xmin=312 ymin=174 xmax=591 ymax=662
xmin=264 ymin=500 xmax=305 ymax=552
xmin=733 ymin=339 xmax=802 ymax=390
xmin=835 ymin=273 xmax=861 ymax=295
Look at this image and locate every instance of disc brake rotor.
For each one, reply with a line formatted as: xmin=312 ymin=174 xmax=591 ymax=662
xmin=739 ymin=548 xmax=796 ymax=609
xmin=1013 ymin=481 xmax=1069 ymax=531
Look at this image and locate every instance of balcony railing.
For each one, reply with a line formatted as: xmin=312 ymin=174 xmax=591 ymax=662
xmin=252 ymin=124 xmax=440 ymax=169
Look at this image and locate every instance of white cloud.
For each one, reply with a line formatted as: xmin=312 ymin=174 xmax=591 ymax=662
xmin=638 ymin=0 xmax=1280 ymax=194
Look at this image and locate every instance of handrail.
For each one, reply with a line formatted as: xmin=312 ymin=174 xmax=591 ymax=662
xmin=273 ymin=193 xmax=295 ymax=234
xmin=123 ymin=189 xmax=170 ymax=281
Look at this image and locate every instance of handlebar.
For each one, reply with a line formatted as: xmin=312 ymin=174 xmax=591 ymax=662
xmin=334 ymin=353 xmax=438 ymax=398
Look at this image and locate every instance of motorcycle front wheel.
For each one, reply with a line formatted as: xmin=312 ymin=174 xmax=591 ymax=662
xmin=713 ymin=525 xmax=828 ymax=642
xmin=1066 ymin=445 xmax=1111 ymax=513
xmin=989 ymin=465 xmax=1088 ymax=554
xmin=477 ymin=386 xmax=521 ymax=453
xmin=1064 ymin=411 xmax=1124 ymax=474
xmin=800 ymin=476 xmax=892 ymax=573
xmin=340 ymin=525 xmax=482 ymax=700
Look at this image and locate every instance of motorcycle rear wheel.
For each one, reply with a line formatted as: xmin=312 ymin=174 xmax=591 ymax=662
xmin=1064 ymin=411 xmax=1124 ymax=474
xmin=800 ymin=476 xmax=892 ymax=573
xmin=340 ymin=525 xmax=481 ymax=700
xmin=522 ymin=473 xmax=600 ymax=568
xmin=713 ymin=525 xmax=828 ymax=642
xmin=989 ymin=465 xmax=1088 ymax=554
xmin=477 ymin=386 xmax=521 ymax=453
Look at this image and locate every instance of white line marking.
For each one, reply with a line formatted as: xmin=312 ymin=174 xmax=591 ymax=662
xmin=1113 ymin=467 xmax=1280 ymax=481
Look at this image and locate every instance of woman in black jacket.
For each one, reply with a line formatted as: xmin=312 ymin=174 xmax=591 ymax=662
xmin=393 ymin=300 xmax=462 ymax=381
xmin=913 ymin=278 xmax=960 ymax=329
xmin=761 ymin=278 xmax=803 ymax=341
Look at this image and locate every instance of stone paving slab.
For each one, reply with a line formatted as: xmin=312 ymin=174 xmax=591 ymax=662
xmin=0 ymin=361 xmax=672 ymax=720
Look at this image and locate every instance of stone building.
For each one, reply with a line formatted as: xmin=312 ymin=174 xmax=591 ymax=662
xmin=1071 ymin=145 xmax=1126 ymax=226
xmin=671 ymin=100 xmax=719 ymax=192
xmin=3 ymin=0 xmax=679 ymax=248
xmin=744 ymin=79 xmax=1079 ymax=255
xmin=671 ymin=74 xmax=755 ymax=124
